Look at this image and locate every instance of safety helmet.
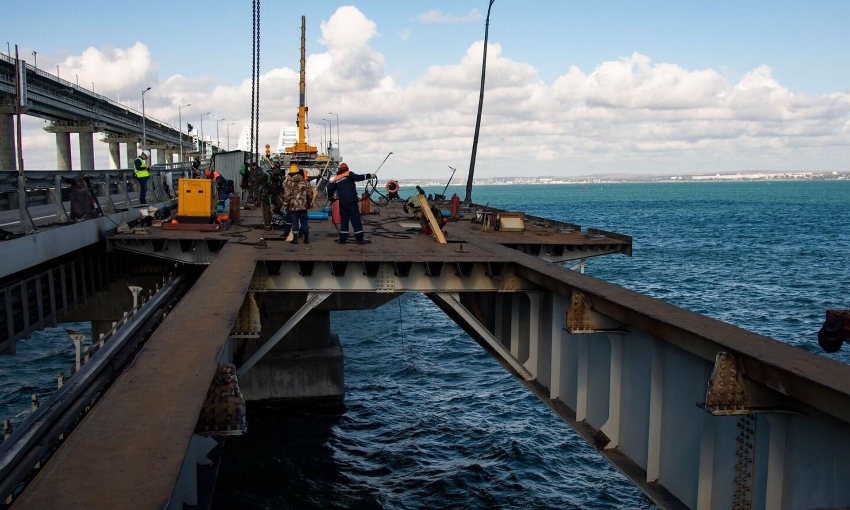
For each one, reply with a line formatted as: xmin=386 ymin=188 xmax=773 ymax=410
xmin=337 ymin=162 xmax=348 ymax=174
xmin=289 ymin=163 xmax=300 ymax=174
xmin=141 ymin=150 xmax=150 ymax=158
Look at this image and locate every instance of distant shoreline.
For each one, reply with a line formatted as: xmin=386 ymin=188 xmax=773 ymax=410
xmin=395 ymin=172 xmax=850 ymax=187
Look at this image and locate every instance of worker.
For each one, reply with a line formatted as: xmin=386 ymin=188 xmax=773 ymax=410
xmin=261 ymin=164 xmax=284 ymax=231
xmin=283 ymin=163 xmax=315 ymax=244
xmin=133 ymin=150 xmax=151 ymax=204
xmin=326 ymin=162 xmax=372 ymax=244
xmin=191 ymin=157 xmax=201 ymax=178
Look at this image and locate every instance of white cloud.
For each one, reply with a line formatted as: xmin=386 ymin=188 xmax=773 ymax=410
xmin=14 ymin=6 xmax=850 ymax=178
xmin=398 ymin=28 xmax=412 ymax=42
xmin=418 ymin=9 xmax=482 ymax=24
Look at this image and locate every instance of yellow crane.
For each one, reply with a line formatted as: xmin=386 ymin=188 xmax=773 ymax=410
xmin=285 ymin=15 xmax=318 ymax=158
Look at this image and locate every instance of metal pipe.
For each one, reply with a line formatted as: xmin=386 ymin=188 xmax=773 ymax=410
xmin=178 ymin=103 xmax=191 ymax=164
xmin=465 ymin=0 xmax=495 ymax=203
xmin=141 ymin=87 xmax=151 ymax=150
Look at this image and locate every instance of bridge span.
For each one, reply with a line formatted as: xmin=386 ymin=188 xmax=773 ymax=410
xmin=0 ymin=53 xmax=220 ymax=171
xmin=0 ymin=199 xmax=848 ymax=510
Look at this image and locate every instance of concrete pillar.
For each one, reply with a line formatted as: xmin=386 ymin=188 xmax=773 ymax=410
xmin=156 ymin=149 xmax=166 ymax=165
xmin=79 ymin=132 xmax=95 ymax=170
xmin=126 ymin=143 xmax=137 ymax=169
xmin=108 ymin=143 xmax=121 ymax=169
xmin=0 ymin=113 xmax=16 ymax=170
xmin=56 ymin=132 xmax=72 ymax=171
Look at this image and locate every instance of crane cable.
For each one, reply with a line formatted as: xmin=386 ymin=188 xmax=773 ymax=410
xmin=250 ymin=0 xmax=261 ymax=162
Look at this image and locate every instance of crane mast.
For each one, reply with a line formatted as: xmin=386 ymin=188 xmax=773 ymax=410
xmin=285 ymin=15 xmax=317 ymax=155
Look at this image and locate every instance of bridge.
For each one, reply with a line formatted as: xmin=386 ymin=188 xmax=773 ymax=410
xmin=0 ymin=186 xmax=848 ymax=510
xmin=0 ymin=53 xmax=220 ymax=171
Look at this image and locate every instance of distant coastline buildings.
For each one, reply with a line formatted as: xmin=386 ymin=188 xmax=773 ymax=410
xmin=392 ymin=171 xmax=848 ymax=187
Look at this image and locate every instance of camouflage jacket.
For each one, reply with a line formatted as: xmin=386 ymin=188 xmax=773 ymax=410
xmin=283 ymin=174 xmax=315 ymax=211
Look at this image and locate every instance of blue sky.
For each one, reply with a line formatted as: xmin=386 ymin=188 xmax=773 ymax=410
xmin=4 ymin=1 xmax=850 ymax=176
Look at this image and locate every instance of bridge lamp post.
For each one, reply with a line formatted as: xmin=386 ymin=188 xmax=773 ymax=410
xmin=200 ymin=112 xmax=211 ymax=157
xmin=216 ymin=118 xmax=225 ymax=152
xmin=141 ymin=86 xmax=151 ymax=151
xmin=31 ymin=50 xmax=36 ymax=68
xmin=328 ymin=112 xmax=339 ymax=153
xmin=178 ymin=103 xmax=191 ymax=164
xmin=317 ymin=121 xmax=326 ymax=154
xmin=322 ymin=118 xmax=332 ymax=153
xmin=226 ymin=122 xmax=234 ymax=150
xmin=55 ymin=65 xmax=59 ymax=78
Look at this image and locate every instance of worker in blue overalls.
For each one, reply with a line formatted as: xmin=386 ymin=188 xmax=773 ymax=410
xmin=326 ymin=163 xmax=372 ymax=244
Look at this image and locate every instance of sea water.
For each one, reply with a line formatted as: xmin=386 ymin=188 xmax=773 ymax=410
xmin=2 ymin=181 xmax=848 ymax=509
xmin=212 ymin=180 xmax=850 ymax=509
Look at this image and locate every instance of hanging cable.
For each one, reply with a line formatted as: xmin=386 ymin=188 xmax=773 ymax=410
xmin=249 ymin=0 xmax=257 ymax=161
xmin=254 ymin=0 xmax=261 ymax=162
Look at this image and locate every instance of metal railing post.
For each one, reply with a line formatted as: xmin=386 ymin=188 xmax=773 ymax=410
xmin=52 ymin=174 xmax=70 ymax=222
xmin=103 ymin=173 xmax=116 ymax=213
xmin=17 ymin=174 xmax=36 ymax=232
xmin=121 ymin=172 xmax=133 ymax=206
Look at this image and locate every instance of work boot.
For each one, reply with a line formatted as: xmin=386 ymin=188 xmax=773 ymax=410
xmin=355 ymin=238 xmax=372 ymax=245
xmin=303 ymin=234 xmax=310 ymax=244
xmin=335 ymin=238 xmax=347 ymax=244
xmin=291 ymin=236 xmax=298 ymax=245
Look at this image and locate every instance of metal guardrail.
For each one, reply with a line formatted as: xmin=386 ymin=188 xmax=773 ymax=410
xmin=0 ymin=274 xmax=185 ymax=506
xmin=0 ymin=169 xmax=187 ymax=232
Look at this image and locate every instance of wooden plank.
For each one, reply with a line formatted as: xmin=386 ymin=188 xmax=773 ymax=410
xmin=416 ymin=194 xmax=447 ymax=244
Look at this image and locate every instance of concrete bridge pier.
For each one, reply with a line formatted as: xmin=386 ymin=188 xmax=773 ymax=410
xmin=44 ymin=121 xmax=104 ymax=171
xmin=237 ymin=292 xmax=397 ymax=407
xmin=0 ymin=112 xmax=16 ymax=170
xmin=126 ymin=144 xmax=137 ymax=167
xmin=79 ymin=132 xmax=95 ymax=170
xmin=108 ymin=142 xmax=121 ymax=169
xmin=55 ymin=132 xmax=72 ymax=171
xmin=156 ymin=149 xmax=167 ymax=165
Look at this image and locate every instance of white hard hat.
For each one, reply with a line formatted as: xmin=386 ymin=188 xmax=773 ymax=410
xmin=141 ymin=150 xmax=150 ymax=158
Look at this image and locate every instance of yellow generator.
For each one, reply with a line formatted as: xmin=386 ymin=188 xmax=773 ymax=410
xmin=177 ymin=178 xmax=216 ymax=223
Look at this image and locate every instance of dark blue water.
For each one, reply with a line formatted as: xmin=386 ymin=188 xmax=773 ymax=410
xmin=213 ymin=180 xmax=850 ymax=509
xmin=3 ymin=181 xmax=848 ymax=508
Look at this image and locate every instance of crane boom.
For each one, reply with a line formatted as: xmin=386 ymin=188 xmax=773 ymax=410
xmin=286 ymin=15 xmax=317 ymax=155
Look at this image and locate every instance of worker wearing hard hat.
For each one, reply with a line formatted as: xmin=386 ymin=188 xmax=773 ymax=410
xmin=134 ymin=150 xmax=151 ymax=204
xmin=327 ymin=162 xmax=372 ymax=244
xmin=283 ymin=163 xmax=315 ymax=244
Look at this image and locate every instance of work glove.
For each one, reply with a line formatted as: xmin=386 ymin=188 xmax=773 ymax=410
xmin=365 ymin=174 xmax=372 ymax=180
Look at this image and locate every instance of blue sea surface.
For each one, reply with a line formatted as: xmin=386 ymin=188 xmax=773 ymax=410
xmin=213 ymin=180 xmax=850 ymax=509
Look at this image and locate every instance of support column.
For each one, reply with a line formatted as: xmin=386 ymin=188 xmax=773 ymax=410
xmin=56 ymin=132 xmax=72 ymax=171
xmin=108 ymin=142 xmax=121 ymax=169
xmin=156 ymin=148 xmax=166 ymax=165
xmin=126 ymin=143 xmax=137 ymax=168
xmin=0 ymin=113 xmax=16 ymax=170
xmin=79 ymin=132 xmax=94 ymax=170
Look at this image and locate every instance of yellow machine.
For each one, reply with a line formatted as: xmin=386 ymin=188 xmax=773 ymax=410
xmin=177 ymin=178 xmax=217 ymax=222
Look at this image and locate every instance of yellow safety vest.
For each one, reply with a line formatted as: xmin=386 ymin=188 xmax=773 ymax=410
xmin=134 ymin=157 xmax=150 ymax=178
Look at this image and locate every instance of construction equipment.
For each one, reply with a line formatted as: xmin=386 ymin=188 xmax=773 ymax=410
xmin=283 ymin=16 xmax=318 ymax=169
xmin=177 ymin=179 xmax=217 ymax=223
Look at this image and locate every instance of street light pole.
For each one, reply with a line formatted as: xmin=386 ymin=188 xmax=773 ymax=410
xmin=55 ymin=65 xmax=59 ymax=78
xmin=178 ymin=103 xmax=191 ymax=164
xmin=216 ymin=118 xmax=225 ymax=152
xmin=226 ymin=122 xmax=234 ymax=150
xmin=200 ymin=112 xmax=210 ymax=157
xmin=317 ymin=122 xmax=326 ymax=154
xmin=328 ymin=112 xmax=339 ymax=154
xmin=322 ymin=118 xmax=333 ymax=154
xmin=141 ymin=86 xmax=151 ymax=151
xmin=31 ymin=51 xmax=36 ymax=68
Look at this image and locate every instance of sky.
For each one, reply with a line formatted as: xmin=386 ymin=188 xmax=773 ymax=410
xmin=3 ymin=0 xmax=850 ymax=178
